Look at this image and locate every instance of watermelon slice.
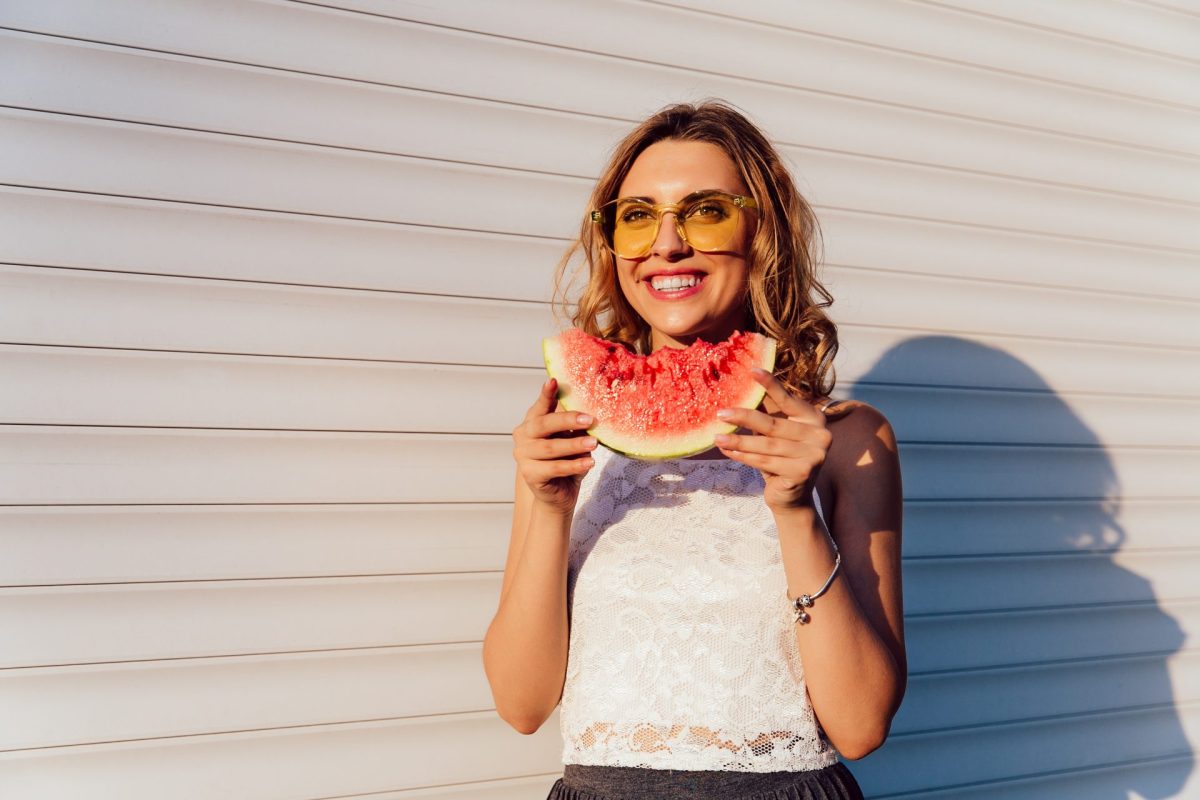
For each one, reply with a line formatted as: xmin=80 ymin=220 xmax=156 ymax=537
xmin=542 ymin=329 xmax=778 ymax=460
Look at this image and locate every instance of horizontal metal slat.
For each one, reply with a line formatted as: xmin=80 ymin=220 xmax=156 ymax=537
xmin=0 ymin=31 xmax=622 ymax=183
xmin=6 ymin=635 xmax=1195 ymax=753
xmin=0 ymin=644 xmax=493 ymax=751
xmin=0 ymin=187 xmax=566 ymax=302
xmin=895 ymin=649 xmax=1200 ymax=735
xmin=4 ymin=186 xmax=1199 ymax=303
xmin=931 ymin=0 xmax=1200 ymax=63
xmin=2 ymin=426 xmax=1196 ymax=504
xmin=0 ymin=110 xmax=590 ymax=238
xmin=344 ymin=775 xmax=558 ymax=800
xmin=5 ymin=30 xmax=1199 ymax=209
xmin=5 ymin=263 xmax=1199 ymax=377
xmin=0 ymin=503 xmax=511 ymax=585
xmin=1 ymin=558 xmax=1197 ymax=670
xmin=0 ymin=574 xmax=502 ymax=668
xmin=6 ymin=346 xmax=1200 ymax=448
xmin=0 ymin=429 xmax=515 ymax=504
xmin=0 ymin=712 xmax=562 ymax=799
xmin=3 ymin=109 xmax=1196 ymax=252
xmin=6 ymin=261 xmax=1200 ymax=395
xmin=836 ymin=325 xmax=1200 ymax=398
xmin=824 ymin=267 xmax=1200 ymax=350
xmin=306 ymin=0 xmax=1200 ymax=156
xmin=3 ymin=0 xmax=1196 ymax=157
xmin=0 ymin=266 xmax=556 ymax=367
xmin=907 ymin=599 xmax=1198 ymax=673
xmin=881 ymin=754 xmax=1196 ymax=800
xmin=793 ymin=147 xmax=1200 ymax=252
xmin=855 ymin=701 xmax=1200 ymax=796
xmin=898 ymin=441 xmax=1200 ymax=501
xmin=819 ymin=210 xmax=1200 ymax=301
xmin=7 ymin=264 xmax=1199 ymax=398
xmin=905 ymin=549 xmax=1200 ymax=614
xmin=852 ymin=383 xmax=1200 ymax=448
xmin=2 ymin=498 xmax=1195 ymax=586
xmin=902 ymin=498 xmax=1200 ymax=557
xmin=0 ymin=346 xmax=544 ymax=435
xmin=0 ymin=676 xmax=1194 ymax=798
xmin=657 ymin=0 xmax=1200 ymax=108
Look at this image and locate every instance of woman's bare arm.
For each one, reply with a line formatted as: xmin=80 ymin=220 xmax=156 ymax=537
xmin=482 ymin=380 xmax=596 ymax=734
xmin=774 ymin=402 xmax=906 ymax=759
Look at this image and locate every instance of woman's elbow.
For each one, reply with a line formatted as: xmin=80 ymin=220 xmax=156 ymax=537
xmin=494 ymin=703 xmax=553 ymax=736
xmin=831 ymin=721 xmax=892 ymax=761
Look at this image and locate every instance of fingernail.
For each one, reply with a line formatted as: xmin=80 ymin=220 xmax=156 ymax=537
xmin=716 ymin=409 xmax=733 ymax=420
xmin=577 ymin=414 xmax=594 ymax=426
xmin=713 ymin=433 xmax=731 ymax=445
xmin=583 ymin=437 xmax=597 ymax=448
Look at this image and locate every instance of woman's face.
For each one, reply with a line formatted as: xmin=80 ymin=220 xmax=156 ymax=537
xmin=613 ymin=139 xmax=756 ymax=351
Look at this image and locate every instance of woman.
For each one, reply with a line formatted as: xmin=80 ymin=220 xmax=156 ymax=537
xmin=483 ymin=101 xmax=906 ymax=799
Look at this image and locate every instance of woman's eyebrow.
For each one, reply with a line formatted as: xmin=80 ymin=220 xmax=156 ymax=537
xmin=617 ymin=189 xmax=728 ymax=203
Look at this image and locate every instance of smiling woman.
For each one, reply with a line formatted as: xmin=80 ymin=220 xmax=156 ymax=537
xmin=483 ymin=101 xmax=905 ymax=800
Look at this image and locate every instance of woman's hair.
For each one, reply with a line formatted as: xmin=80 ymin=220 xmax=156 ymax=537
xmin=553 ymin=100 xmax=838 ymax=402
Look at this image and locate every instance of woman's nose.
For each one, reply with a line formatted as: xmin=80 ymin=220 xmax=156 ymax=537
xmin=650 ymin=211 xmax=692 ymax=260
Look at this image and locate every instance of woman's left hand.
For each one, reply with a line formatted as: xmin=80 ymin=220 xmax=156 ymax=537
xmin=713 ymin=368 xmax=833 ymax=513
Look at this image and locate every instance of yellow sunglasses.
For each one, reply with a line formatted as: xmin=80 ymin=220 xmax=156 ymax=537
xmin=591 ymin=190 xmax=758 ymax=259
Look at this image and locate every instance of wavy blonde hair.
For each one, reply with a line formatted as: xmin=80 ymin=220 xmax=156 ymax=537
xmin=553 ymin=101 xmax=838 ymax=402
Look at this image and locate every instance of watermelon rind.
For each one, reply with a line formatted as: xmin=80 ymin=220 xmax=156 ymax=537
xmin=542 ymin=333 xmax=777 ymax=461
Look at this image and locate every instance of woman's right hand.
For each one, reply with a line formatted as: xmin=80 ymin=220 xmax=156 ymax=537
xmin=512 ymin=378 xmax=598 ymax=514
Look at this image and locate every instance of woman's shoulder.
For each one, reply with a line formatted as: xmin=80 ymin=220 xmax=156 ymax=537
xmin=817 ymin=397 xmax=891 ymax=427
xmin=814 ymin=398 xmax=902 ymax=535
xmin=817 ymin=397 xmax=898 ymax=464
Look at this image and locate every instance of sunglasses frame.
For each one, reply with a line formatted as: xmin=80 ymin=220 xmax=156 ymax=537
xmin=590 ymin=189 xmax=758 ymax=259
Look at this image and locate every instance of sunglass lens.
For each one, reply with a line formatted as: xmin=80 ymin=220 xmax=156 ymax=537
xmin=611 ymin=201 xmax=657 ymax=258
xmin=682 ymin=197 xmax=738 ymax=251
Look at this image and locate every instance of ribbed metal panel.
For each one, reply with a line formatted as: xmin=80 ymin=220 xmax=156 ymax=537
xmin=1 ymin=0 xmax=1196 ymax=796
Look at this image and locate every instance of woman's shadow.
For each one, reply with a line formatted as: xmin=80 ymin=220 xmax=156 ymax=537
xmin=847 ymin=335 xmax=1193 ymax=798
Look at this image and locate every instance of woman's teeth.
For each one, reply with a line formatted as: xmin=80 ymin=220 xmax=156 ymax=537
xmin=650 ymin=274 xmax=700 ymax=291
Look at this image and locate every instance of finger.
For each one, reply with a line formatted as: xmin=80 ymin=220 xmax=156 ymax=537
xmin=523 ymin=435 xmax=598 ymax=461
xmin=525 ymin=455 xmax=595 ymax=482
xmin=529 ymin=409 xmax=595 ymax=440
xmin=751 ymin=368 xmax=820 ymax=421
xmin=713 ymin=431 xmax=808 ymax=458
xmin=717 ymin=407 xmax=811 ymax=441
xmin=719 ymin=447 xmax=812 ymax=480
xmin=524 ymin=378 xmax=559 ymax=422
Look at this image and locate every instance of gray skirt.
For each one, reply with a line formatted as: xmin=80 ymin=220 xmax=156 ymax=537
xmin=546 ymin=762 xmax=864 ymax=800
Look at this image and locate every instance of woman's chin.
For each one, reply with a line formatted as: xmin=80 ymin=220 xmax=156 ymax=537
xmin=646 ymin=313 xmax=747 ymax=347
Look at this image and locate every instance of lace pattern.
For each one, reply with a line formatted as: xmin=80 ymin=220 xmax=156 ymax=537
xmin=560 ymin=446 xmax=840 ymax=771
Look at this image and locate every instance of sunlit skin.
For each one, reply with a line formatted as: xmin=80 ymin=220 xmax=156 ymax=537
xmin=491 ymin=137 xmax=905 ymax=760
xmin=614 ymin=140 xmax=755 ymax=352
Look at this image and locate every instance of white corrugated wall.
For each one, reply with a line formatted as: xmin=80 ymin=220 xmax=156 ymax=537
xmin=1 ymin=1 xmax=1198 ymax=797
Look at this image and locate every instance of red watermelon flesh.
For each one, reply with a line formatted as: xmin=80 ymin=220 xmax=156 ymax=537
xmin=542 ymin=329 xmax=777 ymax=460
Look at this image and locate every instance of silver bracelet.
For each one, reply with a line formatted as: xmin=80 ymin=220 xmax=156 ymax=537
xmin=786 ymin=540 xmax=841 ymax=625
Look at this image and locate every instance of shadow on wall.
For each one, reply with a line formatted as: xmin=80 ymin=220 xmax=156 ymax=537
xmin=846 ymin=335 xmax=1192 ymax=799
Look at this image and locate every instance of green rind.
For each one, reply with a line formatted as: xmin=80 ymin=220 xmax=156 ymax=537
xmin=542 ymin=333 xmax=777 ymax=461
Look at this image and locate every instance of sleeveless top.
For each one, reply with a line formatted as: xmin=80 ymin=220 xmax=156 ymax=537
xmin=559 ymin=444 xmax=841 ymax=772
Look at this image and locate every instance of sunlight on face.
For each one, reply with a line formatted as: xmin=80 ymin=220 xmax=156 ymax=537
xmin=614 ymin=140 xmax=756 ymax=351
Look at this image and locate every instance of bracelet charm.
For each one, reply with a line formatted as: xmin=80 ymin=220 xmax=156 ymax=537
xmin=786 ymin=549 xmax=841 ymax=625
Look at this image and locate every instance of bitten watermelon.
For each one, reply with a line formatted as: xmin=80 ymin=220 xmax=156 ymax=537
xmin=542 ymin=329 xmax=778 ymax=460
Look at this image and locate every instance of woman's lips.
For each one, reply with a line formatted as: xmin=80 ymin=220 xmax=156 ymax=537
xmin=644 ymin=273 xmax=705 ymax=301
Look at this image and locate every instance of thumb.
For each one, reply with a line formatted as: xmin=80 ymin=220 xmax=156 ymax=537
xmin=526 ymin=377 xmax=558 ymax=420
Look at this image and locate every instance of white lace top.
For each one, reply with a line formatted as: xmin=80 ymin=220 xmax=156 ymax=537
xmin=560 ymin=444 xmax=841 ymax=771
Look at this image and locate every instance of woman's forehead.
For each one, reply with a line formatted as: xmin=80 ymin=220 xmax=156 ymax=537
xmin=618 ymin=140 xmax=746 ymax=200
